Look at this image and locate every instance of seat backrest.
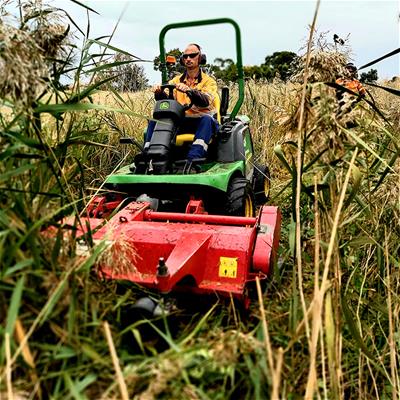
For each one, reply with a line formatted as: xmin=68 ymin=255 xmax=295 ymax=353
xmin=214 ymin=93 xmax=221 ymax=124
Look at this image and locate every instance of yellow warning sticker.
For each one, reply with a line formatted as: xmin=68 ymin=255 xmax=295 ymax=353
xmin=219 ymin=257 xmax=238 ymax=278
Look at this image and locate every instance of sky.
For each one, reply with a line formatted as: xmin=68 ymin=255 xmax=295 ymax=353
xmin=53 ymin=0 xmax=400 ymax=83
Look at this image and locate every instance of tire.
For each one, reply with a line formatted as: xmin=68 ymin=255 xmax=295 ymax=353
xmin=225 ymin=176 xmax=255 ymax=217
xmin=253 ymin=163 xmax=271 ymax=205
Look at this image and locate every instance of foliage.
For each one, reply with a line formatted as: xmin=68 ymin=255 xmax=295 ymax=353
xmin=291 ymin=30 xmax=352 ymax=83
xmin=153 ymin=47 xmax=185 ymax=79
xmin=94 ymin=53 xmax=149 ymax=92
xmin=263 ymin=51 xmax=298 ymax=81
xmin=360 ymin=68 xmax=378 ymax=83
xmin=154 ymin=50 xmax=297 ymax=84
xmin=210 ymin=51 xmax=297 ymax=83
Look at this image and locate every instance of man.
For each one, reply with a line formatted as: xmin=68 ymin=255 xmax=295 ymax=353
xmin=335 ymin=63 xmax=366 ymax=112
xmin=145 ymin=43 xmax=219 ymax=161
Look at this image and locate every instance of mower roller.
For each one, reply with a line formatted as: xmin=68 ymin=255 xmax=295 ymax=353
xmin=73 ymin=18 xmax=281 ymax=307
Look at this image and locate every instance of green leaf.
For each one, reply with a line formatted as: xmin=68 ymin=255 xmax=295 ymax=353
xmin=180 ymin=303 xmax=218 ymax=346
xmin=86 ymin=39 xmax=143 ymax=60
xmin=2 ymin=259 xmax=33 ymax=279
xmin=341 ymin=294 xmax=374 ymax=359
xmin=64 ymin=372 xmax=87 ymax=400
xmin=70 ymin=0 xmax=99 ymax=14
xmin=67 ymin=75 xmax=118 ymax=104
xmin=345 ymin=128 xmax=394 ymax=173
xmin=0 ymin=164 xmax=36 ymax=183
xmin=5 ymin=275 xmax=25 ymax=335
xmin=34 ymin=102 xmax=147 ymax=122
xmin=343 ymin=164 xmax=362 ymax=209
xmin=274 ymin=144 xmax=293 ymax=175
xmin=85 ymin=59 xmax=137 ymax=75
xmin=74 ymin=374 xmax=98 ymax=394
xmin=81 ymin=344 xmax=108 ymax=366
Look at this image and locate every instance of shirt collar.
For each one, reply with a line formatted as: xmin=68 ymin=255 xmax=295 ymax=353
xmin=180 ymin=69 xmax=203 ymax=84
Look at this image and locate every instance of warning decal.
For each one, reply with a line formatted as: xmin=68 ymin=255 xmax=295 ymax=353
xmin=219 ymin=257 xmax=238 ymax=278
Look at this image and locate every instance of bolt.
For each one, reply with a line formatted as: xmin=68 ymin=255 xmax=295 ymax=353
xmin=157 ymin=257 xmax=169 ymax=276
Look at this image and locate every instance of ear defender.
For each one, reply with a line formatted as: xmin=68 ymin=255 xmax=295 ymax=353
xmin=199 ymin=53 xmax=207 ymax=65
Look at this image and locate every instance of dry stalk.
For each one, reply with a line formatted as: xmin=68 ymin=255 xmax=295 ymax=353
xmin=366 ymin=358 xmax=381 ymax=399
xmin=321 ymin=149 xmax=358 ymax=292
xmin=385 ymin=228 xmax=399 ymax=400
xmin=14 ymin=319 xmax=35 ymax=369
xmin=271 ymin=347 xmax=284 ymax=400
xmin=256 ymin=276 xmax=274 ymax=372
xmin=304 ymin=176 xmax=321 ymax=399
xmin=334 ymin=255 xmax=343 ymax=399
xmin=80 ymin=150 xmax=132 ymax=217
xmin=295 ymin=0 xmax=321 ymax=343
xmin=5 ymin=333 xmax=13 ymax=400
xmin=325 ymin=291 xmax=339 ymax=398
xmin=229 ymin=293 xmax=239 ymax=328
xmin=103 ymin=321 xmax=129 ymax=400
xmin=305 ymin=149 xmax=358 ymax=399
xmin=320 ymin=326 xmax=328 ymax=400
xmin=256 ymin=277 xmax=284 ymax=399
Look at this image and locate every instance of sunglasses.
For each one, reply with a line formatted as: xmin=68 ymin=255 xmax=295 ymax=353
xmin=182 ymin=52 xmax=199 ymax=59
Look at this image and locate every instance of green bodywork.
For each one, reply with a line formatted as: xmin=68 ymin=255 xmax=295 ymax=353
xmin=106 ymin=161 xmax=244 ymax=192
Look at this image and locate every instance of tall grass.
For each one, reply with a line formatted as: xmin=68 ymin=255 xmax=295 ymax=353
xmin=1 ymin=1 xmax=400 ymax=399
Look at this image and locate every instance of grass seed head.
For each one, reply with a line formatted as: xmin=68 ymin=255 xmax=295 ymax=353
xmin=95 ymin=231 xmax=140 ymax=277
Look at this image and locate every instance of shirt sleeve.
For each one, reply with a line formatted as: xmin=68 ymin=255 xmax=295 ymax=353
xmin=357 ymin=82 xmax=366 ymax=96
xmin=201 ymin=76 xmax=218 ymax=104
xmin=187 ymin=90 xmax=210 ymax=107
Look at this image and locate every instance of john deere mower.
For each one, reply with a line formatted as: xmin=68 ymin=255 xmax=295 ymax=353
xmin=74 ymin=18 xmax=281 ymax=310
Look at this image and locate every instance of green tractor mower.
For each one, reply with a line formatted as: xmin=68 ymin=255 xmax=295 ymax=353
xmin=104 ymin=18 xmax=271 ymax=217
xmin=80 ymin=18 xmax=280 ymax=308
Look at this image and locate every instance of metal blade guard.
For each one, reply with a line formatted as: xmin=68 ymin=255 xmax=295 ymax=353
xmin=82 ymin=200 xmax=281 ymax=301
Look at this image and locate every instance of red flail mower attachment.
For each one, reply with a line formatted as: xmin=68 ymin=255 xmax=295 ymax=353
xmin=78 ymin=199 xmax=281 ymax=303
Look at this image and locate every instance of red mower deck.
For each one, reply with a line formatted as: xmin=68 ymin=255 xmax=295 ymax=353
xmin=74 ymin=200 xmax=281 ymax=302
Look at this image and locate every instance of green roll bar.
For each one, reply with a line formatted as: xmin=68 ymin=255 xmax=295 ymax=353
xmin=159 ymin=18 xmax=244 ymax=120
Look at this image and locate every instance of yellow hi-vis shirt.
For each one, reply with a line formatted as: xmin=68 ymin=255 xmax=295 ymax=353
xmin=170 ymin=70 xmax=219 ymax=117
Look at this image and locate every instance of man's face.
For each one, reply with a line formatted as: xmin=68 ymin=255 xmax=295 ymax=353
xmin=182 ymin=45 xmax=200 ymax=69
xmin=345 ymin=66 xmax=357 ymax=78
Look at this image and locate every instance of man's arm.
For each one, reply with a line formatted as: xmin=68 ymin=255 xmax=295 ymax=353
xmin=187 ymin=90 xmax=210 ymax=107
xmin=186 ymin=76 xmax=218 ymax=108
xmin=174 ymin=82 xmax=210 ymax=107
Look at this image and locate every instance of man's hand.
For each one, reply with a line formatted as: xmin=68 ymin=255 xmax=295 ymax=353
xmin=152 ymin=84 xmax=162 ymax=93
xmin=175 ymin=83 xmax=190 ymax=93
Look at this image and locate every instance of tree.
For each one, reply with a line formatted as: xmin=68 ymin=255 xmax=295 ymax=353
xmin=95 ymin=53 xmax=149 ymax=92
xmin=213 ymin=58 xmax=234 ymax=69
xmin=153 ymin=48 xmax=185 ymax=76
xmin=360 ymin=68 xmax=378 ymax=84
xmin=244 ymin=65 xmax=273 ymax=81
xmin=112 ymin=53 xmax=149 ymax=92
xmin=263 ymin=51 xmax=297 ymax=81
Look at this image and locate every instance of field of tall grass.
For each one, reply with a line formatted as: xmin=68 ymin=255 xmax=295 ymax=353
xmin=1 ymin=1 xmax=399 ymax=399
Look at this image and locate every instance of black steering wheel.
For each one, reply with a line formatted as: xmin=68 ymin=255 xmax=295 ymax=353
xmin=160 ymin=84 xmax=176 ymax=100
xmin=159 ymin=84 xmax=193 ymax=111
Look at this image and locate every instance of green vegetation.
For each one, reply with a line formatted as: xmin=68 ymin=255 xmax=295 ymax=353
xmin=95 ymin=53 xmax=149 ymax=92
xmin=360 ymin=68 xmax=379 ymax=84
xmin=1 ymin=2 xmax=399 ymax=399
xmin=154 ymin=49 xmax=298 ymax=83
